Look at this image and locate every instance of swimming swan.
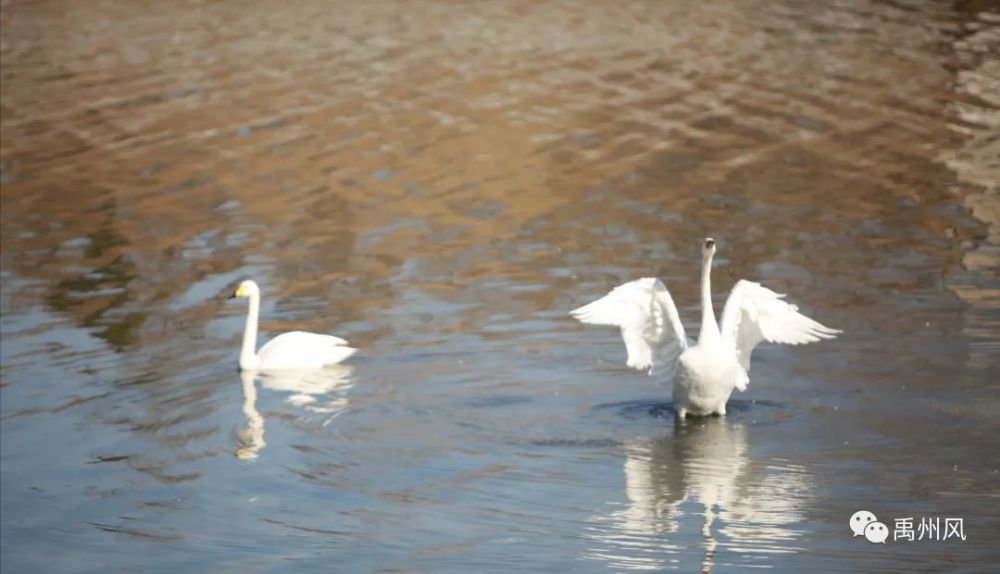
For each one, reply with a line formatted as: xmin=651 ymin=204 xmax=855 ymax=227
xmin=229 ymin=279 xmax=357 ymax=371
xmin=571 ymin=238 xmax=840 ymax=419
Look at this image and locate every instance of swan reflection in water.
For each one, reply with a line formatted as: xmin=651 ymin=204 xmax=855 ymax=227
xmin=235 ymin=365 xmax=356 ymax=460
xmin=585 ymin=416 xmax=812 ymax=572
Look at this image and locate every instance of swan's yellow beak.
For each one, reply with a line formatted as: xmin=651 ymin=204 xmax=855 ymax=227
xmin=229 ymin=286 xmax=245 ymax=299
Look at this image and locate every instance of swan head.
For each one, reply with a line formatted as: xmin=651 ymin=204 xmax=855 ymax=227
xmin=229 ymin=279 xmax=260 ymax=299
xmin=702 ymin=237 xmax=716 ymax=259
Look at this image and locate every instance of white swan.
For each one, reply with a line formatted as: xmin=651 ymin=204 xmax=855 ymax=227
xmin=229 ymin=279 xmax=357 ymax=371
xmin=571 ymin=238 xmax=840 ymax=419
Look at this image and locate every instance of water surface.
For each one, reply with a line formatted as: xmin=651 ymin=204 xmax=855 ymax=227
xmin=2 ymin=0 xmax=998 ymax=572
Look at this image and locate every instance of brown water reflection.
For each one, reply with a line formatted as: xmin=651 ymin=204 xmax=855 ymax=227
xmin=1 ymin=0 xmax=997 ymax=572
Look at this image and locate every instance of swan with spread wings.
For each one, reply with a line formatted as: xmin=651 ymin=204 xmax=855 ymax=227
xmin=571 ymin=238 xmax=840 ymax=419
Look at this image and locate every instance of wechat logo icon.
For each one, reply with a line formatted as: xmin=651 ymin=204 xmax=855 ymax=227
xmin=851 ymin=510 xmax=888 ymax=543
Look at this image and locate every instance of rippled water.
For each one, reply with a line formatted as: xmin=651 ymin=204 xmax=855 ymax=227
xmin=2 ymin=0 xmax=998 ymax=572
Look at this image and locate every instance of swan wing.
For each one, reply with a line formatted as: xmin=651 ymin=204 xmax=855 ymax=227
xmin=720 ymin=280 xmax=840 ymax=373
xmin=571 ymin=278 xmax=688 ymax=374
xmin=257 ymin=331 xmax=357 ymax=370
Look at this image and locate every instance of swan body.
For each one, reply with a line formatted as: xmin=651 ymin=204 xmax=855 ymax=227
xmin=674 ymin=339 xmax=744 ymax=418
xmin=229 ymin=280 xmax=357 ymax=371
xmin=571 ymin=238 xmax=840 ymax=418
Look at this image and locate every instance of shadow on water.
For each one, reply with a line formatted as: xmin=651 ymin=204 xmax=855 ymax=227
xmin=42 ymin=207 xmax=145 ymax=351
xmin=235 ymin=371 xmax=265 ymax=461
xmin=591 ymin=398 xmax=794 ymax=425
xmin=583 ymin=416 xmax=812 ymax=572
xmin=236 ymin=365 xmax=357 ymax=460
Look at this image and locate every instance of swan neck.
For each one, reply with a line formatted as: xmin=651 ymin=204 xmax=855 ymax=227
xmin=240 ymin=292 xmax=260 ymax=370
xmin=699 ymin=252 xmax=720 ymax=343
